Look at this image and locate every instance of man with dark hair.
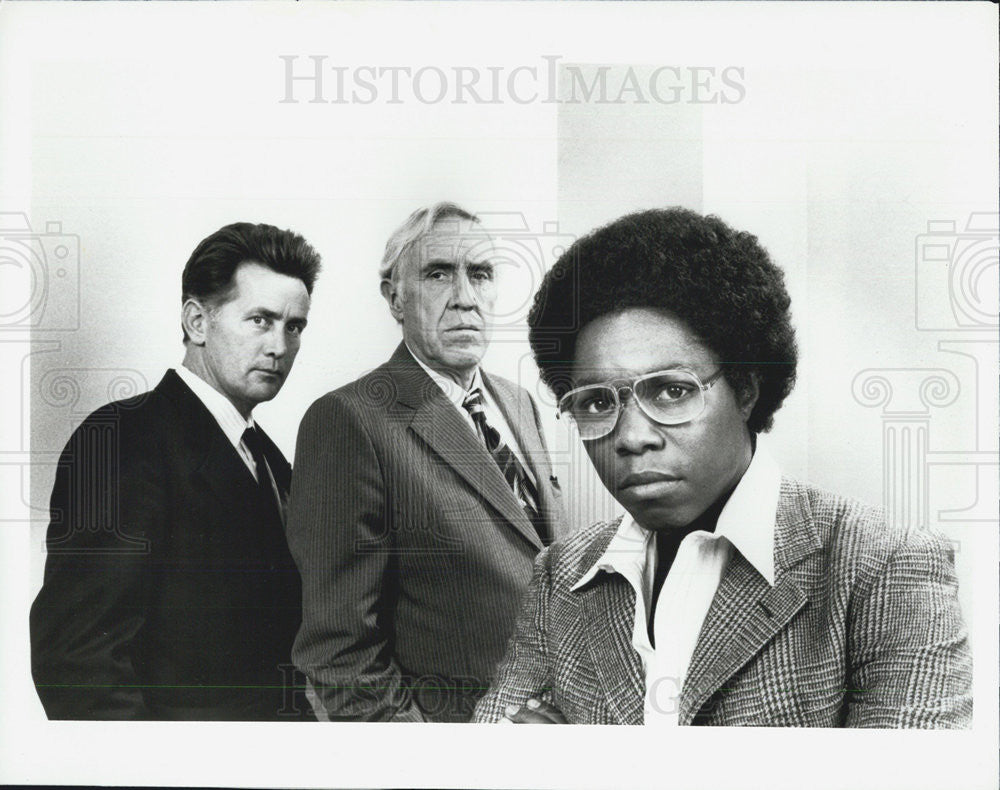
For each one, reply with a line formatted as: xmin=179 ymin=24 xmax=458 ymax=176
xmin=287 ymin=202 xmax=567 ymax=722
xmin=475 ymin=207 xmax=972 ymax=727
xmin=30 ymin=222 xmax=321 ymax=720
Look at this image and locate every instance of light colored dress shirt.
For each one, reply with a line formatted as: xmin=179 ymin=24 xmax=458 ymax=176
xmin=405 ymin=344 xmax=536 ymax=486
xmin=570 ymin=434 xmax=781 ymax=725
xmin=174 ymin=365 xmax=261 ymax=481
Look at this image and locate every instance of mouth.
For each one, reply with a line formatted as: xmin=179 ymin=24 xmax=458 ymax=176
xmin=618 ymin=470 xmax=682 ymax=493
xmin=445 ymin=325 xmax=482 ymax=333
xmin=252 ymin=368 xmax=283 ymax=379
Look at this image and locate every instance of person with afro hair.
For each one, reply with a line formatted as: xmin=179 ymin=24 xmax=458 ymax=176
xmin=474 ymin=207 xmax=971 ymax=727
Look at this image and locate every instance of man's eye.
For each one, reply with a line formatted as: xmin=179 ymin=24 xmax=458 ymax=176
xmin=287 ymin=324 xmax=304 ymax=336
xmin=251 ymin=316 xmax=270 ymax=327
xmin=578 ymin=395 xmax=615 ymax=415
xmin=654 ymin=383 xmax=694 ymax=402
xmin=470 ymin=269 xmax=494 ymax=282
xmin=428 ymin=270 xmax=451 ymax=281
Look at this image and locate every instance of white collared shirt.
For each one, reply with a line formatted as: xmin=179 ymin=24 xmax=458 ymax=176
xmin=174 ymin=365 xmax=260 ymax=481
xmin=405 ymin=344 xmax=535 ymax=485
xmin=570 ymin=435 xmax=781 ymax=725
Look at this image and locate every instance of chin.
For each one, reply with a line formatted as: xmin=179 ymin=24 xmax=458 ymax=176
xmin=248 ymin=385 xmax=281 ymax=404
xmin=442 ymin=347 xmax=485 ymax=368
xmin=627 ymin=502 xmax=699 ymax=531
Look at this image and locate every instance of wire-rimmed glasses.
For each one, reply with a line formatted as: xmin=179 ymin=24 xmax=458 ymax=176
xmin=557 ymin=367 xmax=724 ymax=441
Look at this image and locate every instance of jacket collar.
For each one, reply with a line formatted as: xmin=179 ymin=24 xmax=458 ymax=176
xmin=173 ymin=364 xmax=254 ymax=454
xmin=153 ymin=369 xmax=290 ymax=499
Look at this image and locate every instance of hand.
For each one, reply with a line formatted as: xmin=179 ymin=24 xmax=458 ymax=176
xmin=502 ymin=697 xmax=567 ymax=724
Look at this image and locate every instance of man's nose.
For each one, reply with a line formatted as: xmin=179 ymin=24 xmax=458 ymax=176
xmin=449 ymin=272 xmax=478 ymax=309
xmin=264 ymin=325 xmax=289 ymax=358
xmin=614 ymin=394 xmax=665 ymax=455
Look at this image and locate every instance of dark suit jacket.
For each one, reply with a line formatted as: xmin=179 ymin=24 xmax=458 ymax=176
xmin=287 ymin=343 xmax=567 ymax=721
xmin=475 ymin=478 xmax=972 ymax=727
xmin=29 ymin=369 xmax=313 ymax=720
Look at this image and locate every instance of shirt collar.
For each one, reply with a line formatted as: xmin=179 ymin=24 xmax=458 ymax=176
xmin=715 ymin=433 xmax=780 ymax=586
xmin=570 ymin=434 xmax=780 ymax=591
xmin=174 ymin=365 xmax=254 ymax=451
xmin=570 ymin=515 xmax=652 ymax=592
xmin=405 ymin=342 xmax=483 ymax=407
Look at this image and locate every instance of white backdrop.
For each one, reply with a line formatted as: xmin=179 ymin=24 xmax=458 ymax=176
xmin=1 ymin=3 xmax=997 ymax=789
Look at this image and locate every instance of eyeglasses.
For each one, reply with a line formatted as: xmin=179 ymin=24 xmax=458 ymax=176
xmin=557 ymin=368 xmax=724 ymax=441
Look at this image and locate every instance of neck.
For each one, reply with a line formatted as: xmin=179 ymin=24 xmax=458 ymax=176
xmin=181 ymin=348 xmax=253 ymax=420
xmin=406 ymin=345 xmax=477 ymax=391
xmin=685 ymin=492 xmax=729 ymax=535
xmin=683 ymin=433 xmax=755 ymax=533
xmin=439 ymin=366 xmax=476 ymax=391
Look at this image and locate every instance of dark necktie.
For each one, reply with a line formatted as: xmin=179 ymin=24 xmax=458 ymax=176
xmin=242 ymin=426 xmax=283 ymax=520
xmin=462 ymin=388 xmax=547 ymax=544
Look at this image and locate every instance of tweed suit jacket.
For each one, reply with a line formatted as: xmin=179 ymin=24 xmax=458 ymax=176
xmin=286 ymin=343 xmax=567 ymax=722
xmin=30 ymin=370 xmax=312 ymax=720
xmin=474 ymin=478 xmax=972 ymax=727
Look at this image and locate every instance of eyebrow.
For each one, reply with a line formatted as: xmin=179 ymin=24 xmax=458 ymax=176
xmin=249 ymin=307 xmax=308 ymax=327
xmin=572 ymin=363 xmax=700 ymax=387
xmin=422 ymin=258 xmax=494 ymax=272
xmin=422 ymin=259 xmax=457 ymax=272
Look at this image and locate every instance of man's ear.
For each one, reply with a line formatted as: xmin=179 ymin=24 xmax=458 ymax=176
xmin=740 ymin=372 xmax=760 ymax=421
xmin=182 ymin=298 xmax=210 ymax=346
xmin=380 ymin=278 xmax=404 ymax=324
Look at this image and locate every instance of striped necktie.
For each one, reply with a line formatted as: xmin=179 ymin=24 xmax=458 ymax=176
xmin=462 ymin=388 xmax=547 ymax=544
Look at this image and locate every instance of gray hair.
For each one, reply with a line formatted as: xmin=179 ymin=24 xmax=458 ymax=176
xmin=379 ymin=202 xmax=479 ymax=282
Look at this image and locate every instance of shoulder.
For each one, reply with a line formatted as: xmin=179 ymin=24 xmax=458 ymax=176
xmin=782 ymin=478 xmax=884 ymax=542
xmin=781 ymin=477 xmax=955 ymax=585
xmin=66 ymin=384 xmax=173 ymax=445
xmin=302 ymin=367 xmax=397 ymax=423
xmin=296 ymin=362 xmax=414 ymax=455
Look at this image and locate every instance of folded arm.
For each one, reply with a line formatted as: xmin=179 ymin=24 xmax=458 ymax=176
xmin=474 ymin=546 xmax=558 ymax=722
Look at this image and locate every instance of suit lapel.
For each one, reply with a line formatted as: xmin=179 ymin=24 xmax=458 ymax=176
xmin=679 ymin=479 xmax=822 ymax=724
xmin=156 ymin=370 xmax=284 ymax=532
xmin=387 ymin=345 xmax=542 ymax=551
xmin=573 ymin=522 xmax=645 ymax=725
xmin=679 ymin=554 xmax=808 ymax=724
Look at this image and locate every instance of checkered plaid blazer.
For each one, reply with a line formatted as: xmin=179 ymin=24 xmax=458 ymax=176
xmin=473 ymin=478 xmax=972 ymax=727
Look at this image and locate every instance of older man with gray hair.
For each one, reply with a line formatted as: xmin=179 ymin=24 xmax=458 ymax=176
xmin=287 ymin=202 xmax=567 ymax=721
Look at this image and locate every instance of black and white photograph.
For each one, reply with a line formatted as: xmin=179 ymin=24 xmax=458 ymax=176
xmin=0 ymin=2 xmax=997 ymax=788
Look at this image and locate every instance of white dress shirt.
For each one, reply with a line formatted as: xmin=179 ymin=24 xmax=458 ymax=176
xmin=570 ymin=435 xmax=782 ymax=725
xmin=174 ymin=365 xmax=261 ymax=481
xmin=405 ymin=344 xmax=536 ymax=486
